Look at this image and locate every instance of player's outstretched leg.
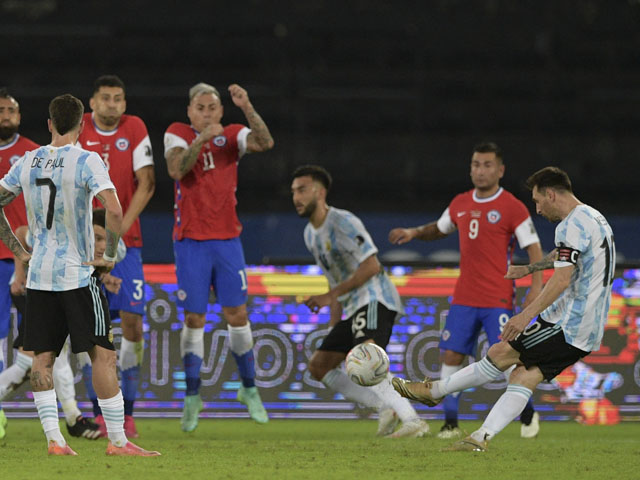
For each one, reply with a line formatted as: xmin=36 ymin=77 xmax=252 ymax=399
xmin=372 ymin=374 xmax=430 ymax=438
xmin=119 ymin=333 xmax=144 ymax=439
xmin=181 ymin=325 xmax=204 ymax=432
xmin=229 ymin=323 xmax=268 ymax=424
xmin=519 ymin=399 xmax=539 ymax=438
xmin=0 ymin=350 xmax=32 ymax=401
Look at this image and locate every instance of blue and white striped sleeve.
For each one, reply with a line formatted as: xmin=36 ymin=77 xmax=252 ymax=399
xmin=0 ymin=156 xmax=24 ymax=195
xmin=84 ymin=152 xmax=115 ymax=196
xmin=336 ymin=213 xmax=378 ymax=263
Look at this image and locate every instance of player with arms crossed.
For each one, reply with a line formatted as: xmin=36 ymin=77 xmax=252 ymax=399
xmin=393 ymin=166 xmax=615 ymax=451
xmin=292 ymin=165 xmax=429 ymax=438
xmin=78 ymin=75 xmax=155 ymax=437
xmin=164 ymin=82 xmax=274 ymax=431
xmin=0 ymin=93 xmax=159 ymax=456
xmin=389 ymin=142 xmax=544 ymax=439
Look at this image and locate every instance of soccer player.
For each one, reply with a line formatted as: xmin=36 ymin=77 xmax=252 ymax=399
xmin=388 ymin=142 xmax=544 ymax=439
xmin=393 ymin=166 xmax=615 ymax=451
xmin=292 ymin=165 xmax=430 ymax=438
xmin=0 ymin=93 xmax=159 ymax=456
xmin=78 ymin=75 xmax=155 ymax=437
xmin=164 ymin=82 xmax=274 ymax=431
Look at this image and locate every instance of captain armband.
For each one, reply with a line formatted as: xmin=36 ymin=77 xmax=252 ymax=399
xmin=557 ymin=246 xmax=580 ymax=265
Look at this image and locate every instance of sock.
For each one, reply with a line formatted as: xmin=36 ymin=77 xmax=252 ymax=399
xmin=441 ymin=363 xmax=462 ymax=426
xmin=228 ymin=324 xmax=256 ymax=388
xmin=181 ymin=326 xmax=204 ymax=396
xmin=98 ymin=390 xmax=128 ymax=447
xmin=432 ymin=356 xmax=503 ymax=399
xmin=471 ymin=384 xmax=533 ymax=442
xmin=33 ymin=389 xmax=65 ymax=445
xmin=52 ymin=345 xmax=81 ymax=425
xmin=119 ymin=338 xmax=144 ymax=416
xmin=322 ymin=368 xmax=382 ymax=409
xmin=0 ymin=351 xmax=32 ymax=401
xmin=78 ymin=352 xmax=101 ymax=417
xmin=371 ymin=373 xmax=419 ymax=422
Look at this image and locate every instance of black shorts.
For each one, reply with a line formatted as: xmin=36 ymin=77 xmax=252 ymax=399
xmin=23 ymin=276 xmax=114 ymax=355
xmin=11 ymin=292 xmax=26 ymax=349
xmin=319 ymin=301 xmax=398 ymax=354
xmin=509 ymin=317 xmax=589 ymax=381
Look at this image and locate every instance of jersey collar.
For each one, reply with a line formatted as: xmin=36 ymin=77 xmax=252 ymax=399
xmin=91 ymin=114 xmax=120 ymax=136
xmin=0 ymin=134 xmax=20 ymax=150
xmin=472 ymin=187 xmax=503 ymax=203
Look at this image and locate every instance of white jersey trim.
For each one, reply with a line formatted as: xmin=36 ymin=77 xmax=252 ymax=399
xmin=514 ymin=217 xmax=540 ymax=249
xmin=472 ymin=187 xmax=504 ymax=203
xmin=163 ymin=132 xmax=189 ymax=158
xmin=436 ymin=207 xmax=457 ymax=234
xmin=237 ymin=127 xmax=250 ymax=158
xmin=132 ymin=135 xmax=154 ymax=171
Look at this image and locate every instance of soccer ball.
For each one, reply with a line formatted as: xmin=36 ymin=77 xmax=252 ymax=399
xmin=345 ymin=342 xmax=390 ymax=386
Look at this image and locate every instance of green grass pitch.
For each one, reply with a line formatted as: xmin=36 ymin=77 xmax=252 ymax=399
xmin=1 ymin=419 xmax=638 ymax=480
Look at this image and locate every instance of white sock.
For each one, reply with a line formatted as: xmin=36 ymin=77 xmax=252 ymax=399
xmin=0 ymin=352 xmax=32 ymax=401
xmin=119 ymin=338 xmax=144 ymax=371
xmin=322 ymin=368 xmax=382 ymax=410
xmin=440 ymin=363 xmax=462 ymax=399
xmin=432 ymin=357 xmax=503 ymax=399
xmin=180 ymin=326 xmax=204 ymax=358
xmin=471 ymin=384 xmax=533 ymax=442
xmin=33 ymin=389 xmax=65 ymax=445
xmin=76 ymin=352 xmax=91 ymax=369
xmin=98 ymin=390 xmax=128 ymax=447
xmin=371 ymin=373 xmax=419 ymax=422
xmin=227 ymin=323 xmax=253 ymax=355
xmin=53 ymin=344 xmax=81 ymax=425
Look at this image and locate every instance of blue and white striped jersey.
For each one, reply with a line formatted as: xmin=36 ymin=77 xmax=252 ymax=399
xmin=0 ymin=144 xmax=115 ymax=291
xmin=541 ymin=204 xmax=615 ymax=352
xmin=304 ymin=207 xmax=403 ymax=319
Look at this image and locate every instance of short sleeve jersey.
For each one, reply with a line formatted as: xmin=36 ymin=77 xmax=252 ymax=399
xmin=0 ymin=134 xmax=38 ymax=260
xmin=163 ymin=123 xmax=250 ymax=241
xmin=304 ymin=207 xmax=404 ymax=319
xmin=541 ymin=205 xmax=615 ymax=352
xmin=436 ymin=188 xmax=540 ymax=309
xmin=0 ymin=145 xmax=115 ymax=291
xmin=78 ymin=113 xmax=153 ymax=248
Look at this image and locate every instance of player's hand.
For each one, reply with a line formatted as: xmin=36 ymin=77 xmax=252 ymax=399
xmin=304 ymin=292 xmax=335 ymax=313
xmin=388 ymin=228 xmax=415 ymax=245
xmin=198 ymin=123 xmax=224 ymax=143
xmin=504 ymin=265 xmax=530 ymax=279
xmin=101 ymin=273 xmax=122 ymax=294
xmin=500 ymin=313 xmax=531 ymax=342
xmin=10 ymin=278 xmax=25 ymax=296
xmin=84 ymin=258 xmax=115 ymax=274
xmin=228 ymin=84 xmax=251 ymax=109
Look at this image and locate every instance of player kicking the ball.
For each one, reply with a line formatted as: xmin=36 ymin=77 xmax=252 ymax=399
xmin=292 ymin=165 xmax=429 ymax=438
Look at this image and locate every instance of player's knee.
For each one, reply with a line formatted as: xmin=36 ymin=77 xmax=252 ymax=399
xmin=308 ymin=355 xmax=329 ymax=381
xmin=486 ymin=342 xmax=517 ymax=369
xmin=442 ymin=350 xmax=465 ymax=366
xmin=223 ymin=305 xmax=248 ymax=327
xmin=185 ymin=312 xmax=206 ymax=328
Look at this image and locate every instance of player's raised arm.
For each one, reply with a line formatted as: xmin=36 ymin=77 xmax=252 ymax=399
xmin=166 ymin=123 xmax=219 ymax=180
xmin=229 ymin=84 xmax=274 ymax=153
xmin=505 ymin=248 xmax=558 ymax=279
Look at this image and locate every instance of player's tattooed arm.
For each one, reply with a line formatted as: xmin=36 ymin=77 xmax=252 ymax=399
xmin=166 ymin=125 xmax=218 ymax=180
xmin=0 ymin=188 xmax=31 ymax=263
xmin=229 ymin=84 xmax=274 ymax=153
xmin=95 ymin=189 xmax=122 ymax=263
xmin=505 ymin=249 xmax=558 ymax=279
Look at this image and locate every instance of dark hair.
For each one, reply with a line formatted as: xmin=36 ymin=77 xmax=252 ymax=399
xmin=0 ymin=88 xmax=18 ymax=106
xmin=473 ymin=141 xmax=503 ymax=162
xmin=92 ymin=208 xmax=106 ymax=228
xmin=292 ymin=165 xmax=332 ymax=191
xmin=93 ymin=75 xmax=126 ymax=95
xmin=48 ymin=94 xmax=84 ymax=135
xmin=525 ymin=166 xmax=573 ymax=193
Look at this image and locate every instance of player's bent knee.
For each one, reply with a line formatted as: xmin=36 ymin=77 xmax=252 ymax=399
xmin=486 ymin=342 xmax=519 ymax=369
xmin=223 ymin=305 xmax=248 ymax=327
xmin=442 ymin=350 xmax=465 ymax=366
xmin=185 ymin=312 xmax=206 ymax=328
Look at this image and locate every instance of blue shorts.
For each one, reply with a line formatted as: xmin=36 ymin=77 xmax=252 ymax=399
xmin=0 ymin=259 xmax=14 ymax=338
xmin=105 ymin=247 xmax=146 ymax=316
xmin=174 ymin=237 xmax=248 ymax=313
xmin=439 ymin=305 xmax=512 ymax=356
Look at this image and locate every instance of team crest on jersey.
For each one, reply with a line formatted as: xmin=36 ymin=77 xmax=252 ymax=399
xmin=177 ymin=289 xmax=187 ymax=301
xmin=487 ymin=210 xmax=501 ymax=224
xmin=9 ymin=155 xmax=20 ymax=165
xmin=115 ymin=138 xmax=130 ymax=151
xmin=325 ymin=240 xmax=332 ymax=252
xmin=442 ymin=329 xmax=451 ymax=341
xmin=213 ymin=135 xmax=227 ymax=147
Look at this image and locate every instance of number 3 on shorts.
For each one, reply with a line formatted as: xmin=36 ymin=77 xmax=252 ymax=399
xmin=132 ymin=279 xmax=144 ymax=301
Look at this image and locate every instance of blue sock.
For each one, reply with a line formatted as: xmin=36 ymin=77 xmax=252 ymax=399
xmin=120 ymin=365 xmax=140 ymax=415
xmin=183 ymin=353 xmax=202 ymax=395
xmin=443 ymin=393 xmax=461 ymax=426
xmin=82 ymin=364 xmax=102 ymax=417
xmin=231 ymin=350 xmax=255 ymax=388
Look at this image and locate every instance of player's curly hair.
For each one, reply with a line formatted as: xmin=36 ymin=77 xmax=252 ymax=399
xmin=292 ymin=165 xmax=332 ymax=191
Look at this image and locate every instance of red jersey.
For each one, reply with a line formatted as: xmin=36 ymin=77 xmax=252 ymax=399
xmin=78 ymin=113 xmax=153 ymax=247
xmin=0 ymin=134 xmax=38 ymax=260
xmin=436 ymin=188 xmax=540 ymax=309
xmin=163 ymin=123 xmax=250 ymax=241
